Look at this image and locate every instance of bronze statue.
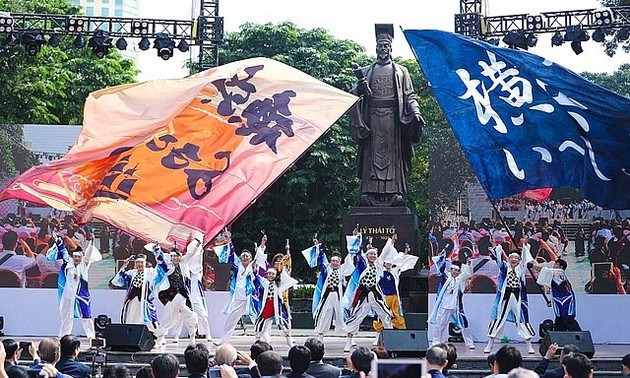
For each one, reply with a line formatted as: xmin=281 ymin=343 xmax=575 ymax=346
xmin=350 ymin=24 xmax=425 ymax=207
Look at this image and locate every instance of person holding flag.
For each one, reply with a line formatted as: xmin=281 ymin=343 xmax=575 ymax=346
xmin=110 ymin=253 xmax=159 ymax=331
xmin=214 ymin=230 xmax=262 ymax=345
xmin=46 ymin=232 xmax=101 ymax=339
xmin=149 ymin=242 xmax=198 ymax=347
xmin=301 ymin=236 xmax=348 ymax=341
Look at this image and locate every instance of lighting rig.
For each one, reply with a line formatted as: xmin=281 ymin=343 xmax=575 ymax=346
xmin=0 ymin=0 xmax=222 ymax=71
xmin=455 ymin=0 xmax=630 ymax=55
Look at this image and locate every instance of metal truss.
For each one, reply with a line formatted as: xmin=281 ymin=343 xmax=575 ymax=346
xmin=197 ymin=0 xmax=222 ymax=71
xmin=455 ymin=2 xmax=630 ymax=38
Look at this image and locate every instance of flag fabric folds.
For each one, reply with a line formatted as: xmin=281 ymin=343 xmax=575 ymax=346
xmin=403 ymin=29 xmax=630 ymax=209
xmin=0 ymin=57 xmax=357 ymax=243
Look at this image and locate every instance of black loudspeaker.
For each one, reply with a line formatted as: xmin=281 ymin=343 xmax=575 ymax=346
xmin=539 ymin=331 xmax=594 ymax=358
xmin=380 ymin=329 xmax=428 ymax=357
xmin=103 ymin=324 xmax=155 ymax=352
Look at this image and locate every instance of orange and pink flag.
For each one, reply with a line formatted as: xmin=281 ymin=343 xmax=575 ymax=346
xmin=0 ymin=57 xmax=358 ymax=245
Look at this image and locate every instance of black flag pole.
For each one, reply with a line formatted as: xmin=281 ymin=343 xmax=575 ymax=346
xmin=490 ymin=200 xmax=552 ymax=307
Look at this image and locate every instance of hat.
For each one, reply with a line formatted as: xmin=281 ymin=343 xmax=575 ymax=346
xmin=375 ymin=23 xmax=394 ymax=42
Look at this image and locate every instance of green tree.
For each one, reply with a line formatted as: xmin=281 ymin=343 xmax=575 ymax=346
xmin=0 ymin=125 xmax=39 ymax=179
xmin=598 ymin=0 xmax=630 ymax=56
xmin=581 ymin=63 xmax=630 ymax=98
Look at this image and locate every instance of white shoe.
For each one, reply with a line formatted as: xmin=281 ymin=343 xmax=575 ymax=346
xmin=285 ymin=336 xmax=295 ymax=347
xmin=526 ymin=339 xmax=535 ymax=354
xmin=213 ymin=340 xmax=223 ymax=347
xmin=172 ymin=338 xmax=179 ymax=344
xmin=318 ymin=334 xmax=324 ymax=342
xmin=468 ymin=344 xmax=476 ymax=350
xmin=344 ymin=337 xmax=353 ymax=352
xmin=484 ymin=339 xmax=494 ymax=354
xmin=156 ymin=336 xmax=166 ymax=346
xmin=190 ymin=337 xmax=196 ymax=345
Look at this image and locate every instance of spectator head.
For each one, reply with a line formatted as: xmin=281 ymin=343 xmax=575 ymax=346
xmin=257 ymin=351 xmax=283 ymax=376
xmin=38 ymin=338 xmax=61 ymax=364
xmin=444 ymin=343 xmax=458 ymax=371
xmin=250 ymin=340 xmax=273 ymax=360
xmin=560 ymin=344 xmax=581 ymax=362
xmin=135 ymin=367 xmax=154 ymax=378
xmin=426 ymin=345 xmax=448 ymax=371
xmin=494 ymin=345 xmax=522 ymax=374
xmin=622 ymin=353 xmax=630 ymax=376
xmin=562 ymin=352 xmax=594 ymax=378
xmin=184 ymin=343 xmax=210 ymax=375
xmin=151 ymin=353 xmax=180 ymax=378
xmin=304 ymin=338 xmax=325 ymax=362
xmin=350 ymin=347 xmax=374 ymax=375
xmin=60 ymin=335 xmax=82 ymax=358
xmin=288 ymin=345 xmax=311 ymax=374
xmin=371 ymin=346 xmax=390 ymax=359
xmin=214 ymin=343 xmax=238 ymax=366
xmin=506 ymin=367 xmax=539 ymax=378
xmin=487 ymin=353 xmax=496 ymax=372
xmin=2 ymin=339 xmax=19 ymax=361
xmin=2 ymin=231 xmax=18 ymax=250
xmin=103 ymin=364 xmax=132 ymax=378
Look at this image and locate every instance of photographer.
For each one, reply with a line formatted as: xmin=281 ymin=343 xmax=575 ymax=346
xmin=55 ymin=336 xmax=90 ymax=378
xmin=28 ymin=338 xmax=72 ymax=378
xmin=2 ymin=340 xmax=39 ymax=375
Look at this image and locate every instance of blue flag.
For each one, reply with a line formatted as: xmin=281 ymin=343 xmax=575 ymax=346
xmin=403 ymin=29 xmax=630 ymax=209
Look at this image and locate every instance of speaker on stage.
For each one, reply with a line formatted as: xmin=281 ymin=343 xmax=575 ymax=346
xmin=379 ymin=329 xmax=428 ymax=357
xmin=539 ymin=331 xmax=594 ymax=358
xmin=103 ymin=324 xmax=155 ymax=352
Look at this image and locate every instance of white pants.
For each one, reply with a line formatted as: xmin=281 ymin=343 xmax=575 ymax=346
xmin=154 ymin=294 xmax=198 ymax=338
xmin=122 ymin=298 xmax=157 ymax=332
xmin=172 ymin=299 xmax=210 ymax=338
xmin=431 ymin=307 xmax=474 ymax=346
xmin=487 ymin=290 xmax=535 ymax=340
xmin=344 ymin=291 xmax=392 ymax=335
xmin=59 ymin=298 xmax=95 ymax=339
xmin=314 ymin=290 xmax=345 ymax=335
xmin=221 ymin=298 xmax=248 ymax=343
xmin=254 ymin=317 xmax=290 ymax=342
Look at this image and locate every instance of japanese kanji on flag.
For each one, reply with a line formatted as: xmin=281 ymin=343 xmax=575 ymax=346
xmin=403 ymin=29 xmax=630 ymax=209
xmin=0 ymin=57 xmax=358 ymax=245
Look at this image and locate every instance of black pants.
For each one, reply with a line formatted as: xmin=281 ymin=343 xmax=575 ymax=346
xmin=554 ymin=315 xmax=582 ymax=332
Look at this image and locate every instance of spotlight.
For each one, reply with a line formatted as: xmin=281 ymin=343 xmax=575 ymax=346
xmin=551 ymin=31 xmax=564 ymax=46
xmin=153 ymin=33 xmax=175 ymax=60
xmin=0 ymin=11 xmax=14 ymax=33
xmin=564 ymin=26 xmax=589 ymax=42
xmin=485 ymin=37 xmax=500 ymax=46
xmin=526 ymin=33 xmax=538 ymax=47
xmin=617 ymin=27 xmax=630 ymax=41
xmin=571 ymin=40 xmax=583 ymax=55
xmin=502 ymin=30 xmax=528 ymax=50
xmin=138 ymin=36 xmax=150 ymax=51
xmin=48 ymin=34 xmax=60 ymax=47
xmin=131 ymin=20 xmax=149 ymax=35
xmin=177 ymin=38 xmax=189 ymax=52
xmin=3 ymin=33 xmax=18 ymax=46
xmin=525 ymin=14 xmax=543 ymax=31
xmin=22 ymin=31 xmax=47 ymax=56
xmin=73 ymin=35 xmax=85 ymax=48
xmin=592 ymin=29 xmax=605 ymax=43
xmin=93 ymin=314 xmax=111 ymax=339
xmin=115 ymin=37 xmax=127 ymax=50
xmin=67 ymin=18 xmax=84 ymax=33
xmin=593 ymin=9 xmax=612 ymax=26
xmin=88 ymin=29 xmax=112 ymax=58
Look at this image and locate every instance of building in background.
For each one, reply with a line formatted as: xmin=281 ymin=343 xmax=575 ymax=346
xmin=68 ymin=0 xmax=140 ymax=18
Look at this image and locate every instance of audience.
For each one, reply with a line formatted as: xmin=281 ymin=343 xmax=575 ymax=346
xmin=506 ymin=368 xmax=539 ymax=378
xmin=135 ymin=366 xmax=154 ymax=378
xmin=493 ymin=346 xmax=522 ymax=377
xmin=102 ymin=364 xmax=132 ymax=378
xmin=256 ymin=351 xmax=283 ymax=378
xmin=426 ymin=345 xmax=448 ymax=378
xmin=250 ymin=341 xmax=273 ymax=361
xmin=622 ymin=353 xmax=630 ymax=376
xmin=284 ymin=346 xmax=314 ymax=378
xmin=483 ymin=353 xmax=496 ymax=378
xmin=348 ymin=347 xmax=372 ymax=378
xmin=303 ymin=338 xmax=341 ymax=378
xmin=534 ymin=343 xmax=580 ymax=378
xmin=151 ymin=354 xmax=179 ymax=378
xmin=183 ymin=344 xmax=209 ymax=378
xmin=561 ymin=353 xmax=593 ymax=378
xmin=56 ymin=335 xmax=90 ymax=378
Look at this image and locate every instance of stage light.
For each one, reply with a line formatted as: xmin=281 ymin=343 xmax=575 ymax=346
xmin=617 ymin=27 xmax=630 ymax=41
xmin=485 ymin=37 xmax=500 ymax=46
xmin=115 ymin=37 xmax=127 ymax=50
xmin=48 ymin=34 xmax=60 ymax=47
xmin=525 ymin=14 xmax=543 ymax=31
xmin=88 ymin=29 xmax=113 ymax=59
xmin=593 ymin=9 xmax=612 ymax=26
xmin=564 ymin=26 xmax=589 ymax=42
xmin=94 ymin=314 xmax=111 ymax=339
xmin=131 ymin=20 xmax=149 ymax=36
xmin=153 ymin=33 xmax=175 ymax=60
xmin=592 ymin=29 xmax=605 ymax=43
xmin=551 ymin=31 xmax=564 ymax=46
xmin=502 ymin=30 xmax=528 ymax=50
xmin=138 ymin=36 xmax=150 ymax=51
xmin=177 ymin=38 xmax=189 ymax=52
xmin=22 ymin=31 xmax=47 ymax=56
xmin=0 ymin=12 xmax=14 ymax=33
xmin=0 ymin=315 xmax=4 ymax=336
xmin=570 ymin=40 xmax=584 ymax=55
xmin=526 ymin=33 xmax=538 ymax=47
xmin=67 ymin=18 xmax=84 ymax=33
xmin=73 ymin=35 xmax=85 ymax=48
xmin=4 ymin=33 xmax=18 ymax=46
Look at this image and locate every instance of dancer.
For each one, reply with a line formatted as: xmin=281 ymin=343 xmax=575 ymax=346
xmin=150 ymin=242 xmax=198 ymax=346
xmin=374 ymin=234 xmax=418 ymax=331
xmin=253 ymin=257 xmax=298 ymax=347
xmin=302 ymin=237 xmax=346 ymax=341
xmin=531 ymin=258 xmax=582 ymax=331
xmin=484 ymin=242 xmax=536 ymax=354
xmin=46 ymin=234 xmax=100 ymax=339
xmin=428 ymin=248 xmax=474 ymax=349
xmin=111 ymin=253 xmax=159 ymax=331
xmin=342 ymin=237 xmax=393 ymax=352
xmin=216 ymin=232 xmax=261 ymax=345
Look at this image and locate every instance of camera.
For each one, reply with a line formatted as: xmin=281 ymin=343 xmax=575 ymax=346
xmin=90 ymin=338 xmax=106 ymax=348
xmin=27 ymin=369 xmax=46 ymax=378
xmin=86 ymin=352 xmax=106 ymax=364
xmin=19 ymin=342 xmax=32 ymax=358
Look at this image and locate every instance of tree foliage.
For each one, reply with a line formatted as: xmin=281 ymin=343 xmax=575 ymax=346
xmin=598 ymin=0 xmax=630 ymax=56
xmin=0 ymin=125 xmax=39 ymax=179
xmin=581 ymin=63 xmax=630 ymax=98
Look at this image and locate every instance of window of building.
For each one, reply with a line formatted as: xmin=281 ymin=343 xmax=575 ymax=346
xmin=85 ymin=6 xmax=94 ymax=15
xmin=114 ymin=9 xmax=123 ymax=17
xmin=101 ymin=7 xmax=109 ymax=16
